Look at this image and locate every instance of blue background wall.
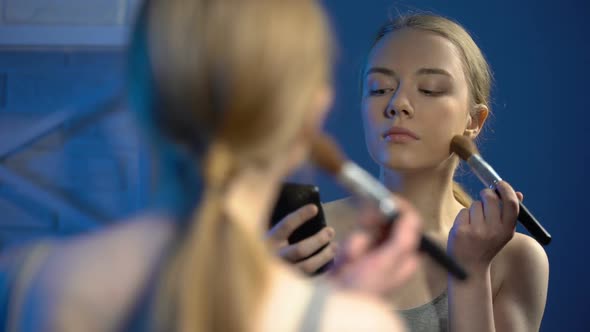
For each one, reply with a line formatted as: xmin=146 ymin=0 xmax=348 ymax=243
xmin=0 ymin=0 xmax=587 ymax=330
xmin=317 ymin=0 xmax=589 ymax=331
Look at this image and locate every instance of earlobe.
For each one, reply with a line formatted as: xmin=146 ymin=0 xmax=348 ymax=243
xmin=463 ymin=114 xmax=477 ymax=138
xmin=463 ymin=127 xmax=478 ymax=138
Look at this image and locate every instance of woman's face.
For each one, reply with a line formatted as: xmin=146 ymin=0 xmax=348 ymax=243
xmin=362 ymin=28 xmax=477 ymax=172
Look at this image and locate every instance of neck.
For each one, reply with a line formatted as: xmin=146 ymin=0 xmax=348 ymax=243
xmin=380 ymin=162 xmax=465 ymax=235
xmin=224 ymin=165 xmax=284 ymax=236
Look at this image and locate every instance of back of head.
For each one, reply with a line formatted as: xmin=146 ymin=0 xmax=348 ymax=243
xmin=127 ymin=1 xmax=332 ymax=331
xmin=130 ymin=0 xmax=332 ymax=171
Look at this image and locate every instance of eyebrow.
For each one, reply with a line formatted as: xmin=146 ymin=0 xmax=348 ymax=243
xmin=364 ymin=66 xmax=453 ymax=79
xmin=416 ymin=67 xmax=453 ymax=78
xmin=364 ymin=67 xmax=398 ymax=79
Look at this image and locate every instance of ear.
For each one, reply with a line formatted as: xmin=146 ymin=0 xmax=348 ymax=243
xmin=464 ymin=104 xmax=489 ymax=138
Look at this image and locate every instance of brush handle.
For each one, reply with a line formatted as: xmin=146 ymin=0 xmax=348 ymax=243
xmin=467 ymin=154 xmax=552 ymax=246
xmin=377 ymin=213 xmax=468 ymax=281
xmin=335 ymin=162 xmax=468 ymax=280
xmin=493 ymin=189 xmax=552 ymax=245
xmin=419 ymin=235 xmax=468 ymax=280
xmin=518 ymin=201 xmax=552 ymax=245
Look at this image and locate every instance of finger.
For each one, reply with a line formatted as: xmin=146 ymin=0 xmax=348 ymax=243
xmin=368 ymin=216 xmax=419 ymax=272
xmin=394 ymin=199 xmax=422 ymax=233
xmin=516 ymin=191 xmax=524 ymax=202
xmin=372 ymin=194 xmax=422 ymax=248
xmin=480 ymin=188 xmax=501 ymax=224
xmin=452 ymin=208 xmax=470 ymax=229
xmin=357 ymin=204 xmax=385 ymax=230
xmin=340 ymin=231 xmax=372 ymax=262
xmin=469 ymin=200 xmax=485 ymax=226
xmin=331 ymin=231 xmax=371 ymax=274
xmin=296 ymin=242 xmax=338 ymax=275
xmin=389 ymin=212 xmax=421 ymax=253
xmin=358 ymin=194 xmax=419 ymax=231
xmin=268 ymin=204 xmax=318 ymax=242
xmin=387 ymin=252 xmax=419 ymax=289
xmin=448 ymin=208 xmax=469 ymax=254
xmin=279 ymin=226 xmax=333 ymax=262
xmin=496 ymin=181 xmax=519 ymax=226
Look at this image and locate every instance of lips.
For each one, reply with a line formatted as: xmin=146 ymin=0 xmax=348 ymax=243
xmin=382 ymin=126 xmax=420 ymax=141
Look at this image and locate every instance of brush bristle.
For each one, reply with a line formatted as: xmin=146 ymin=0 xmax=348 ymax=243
xmin=310 ymin=135 xmax=345 ymax=175
xmin=450 ymin=135 xmax=479 ymax=160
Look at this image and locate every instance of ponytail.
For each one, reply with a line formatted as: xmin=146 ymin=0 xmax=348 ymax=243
xmin=452 ymin=181 xmax=472 ymax=208
xmin=157 ymin=142 xmax=270 ymax=332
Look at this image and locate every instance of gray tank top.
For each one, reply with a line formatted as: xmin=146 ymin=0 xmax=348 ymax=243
xmin=397 ymin=290 xmax=448 ymax=332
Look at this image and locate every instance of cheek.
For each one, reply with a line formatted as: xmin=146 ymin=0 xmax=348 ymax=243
xmin=361 ymin=99 xmax=384 ymax=140
xmin=361 ymin=99 xmax=386 ymax=161
xmin=423 ymin=110 xmax=468 ymax=158
xmin=361 ymin=97 xmax=388 ymax=126
xmin=421 ymin=96 xmax=468 ymax=131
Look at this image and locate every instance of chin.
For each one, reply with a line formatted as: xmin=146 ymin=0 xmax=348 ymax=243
xmin=375 ymin=152 xmax=419 ymax=171
xmin=374 ymin=151 xmax=449 ymax=173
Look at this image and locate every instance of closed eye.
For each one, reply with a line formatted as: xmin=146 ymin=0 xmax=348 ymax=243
xmin=419 ymin=89 xmax=443 ymax=96
xmin=369 ymin=88 xmax=395 ymax=96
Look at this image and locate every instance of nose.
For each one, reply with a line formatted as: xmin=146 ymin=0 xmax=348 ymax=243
xmin=384 ymin=88 xmax=413 ymax=119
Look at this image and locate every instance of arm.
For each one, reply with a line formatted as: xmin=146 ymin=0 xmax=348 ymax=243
xmin=448 ymin=182 xmax=549 ymax=332
xmin=13 ymin=217 xmax=173 ymax=332
xmin=448 ymin=263 xmax=495 ymax=331
xmin=448 ymin=234 xmax=549 ymax=332
xmin=492 ymin=234 xmax=549 ymax=331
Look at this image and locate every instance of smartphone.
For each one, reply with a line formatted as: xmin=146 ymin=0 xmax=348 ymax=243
xmin=269 ymin=182 xmax=332 ymax=275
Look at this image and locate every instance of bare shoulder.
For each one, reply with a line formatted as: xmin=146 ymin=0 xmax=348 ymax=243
xmin=494 ymin=232 xmax=549 ymax=282
xmin=32 ymin=214 xmax=176 ymax=331
xmin=52 ymin=213 xmax=175 ymax=278
xmin=322 ymin=290 xmax=407 ymax=332
xmin=492 ymin=232 xmax=549 ymax=305
xmin=260 ymin=267 xmax=406 ymax=332
xmin=489 ymin=233 xmax=549 ymax=330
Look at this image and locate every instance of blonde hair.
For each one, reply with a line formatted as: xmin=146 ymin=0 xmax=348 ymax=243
xmin=128 ymin=0 xmax=332 ymax=331
xmin=365 ymin=14 xmax=493 ymax=207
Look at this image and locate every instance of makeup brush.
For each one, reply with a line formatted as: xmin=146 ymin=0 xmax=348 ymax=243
xmin=310 ymin=134 xmax=468 ymax=280
xmin=450 ymin=135 xmax=552 ymax=245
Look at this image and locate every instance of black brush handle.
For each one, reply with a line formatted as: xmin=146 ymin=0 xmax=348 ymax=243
xmin=419 ymin=235 xmax=468 ymax=281
xmin=518 ymin=201 xmax=552 ymax=245
xmin=377 ymin=212 xmax=468 ymax=281
xmin=493 ymin=189 xmax=552 ymax=246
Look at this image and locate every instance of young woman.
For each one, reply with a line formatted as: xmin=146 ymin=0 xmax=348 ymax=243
xmin=0 ymin=1 xmax=423 ymax=331
xmin=323 ymin=14 xmax=549 ymax=331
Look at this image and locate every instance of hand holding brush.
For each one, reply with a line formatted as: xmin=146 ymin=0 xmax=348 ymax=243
xmin=450 ymin=135 xmax=551 ymax=245
xmin=310 ymin=134 xmax=469 ymax=280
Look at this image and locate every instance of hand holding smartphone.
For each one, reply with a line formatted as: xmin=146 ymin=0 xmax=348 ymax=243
xmin=268 ymin=183 xmax=334 ymax=275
